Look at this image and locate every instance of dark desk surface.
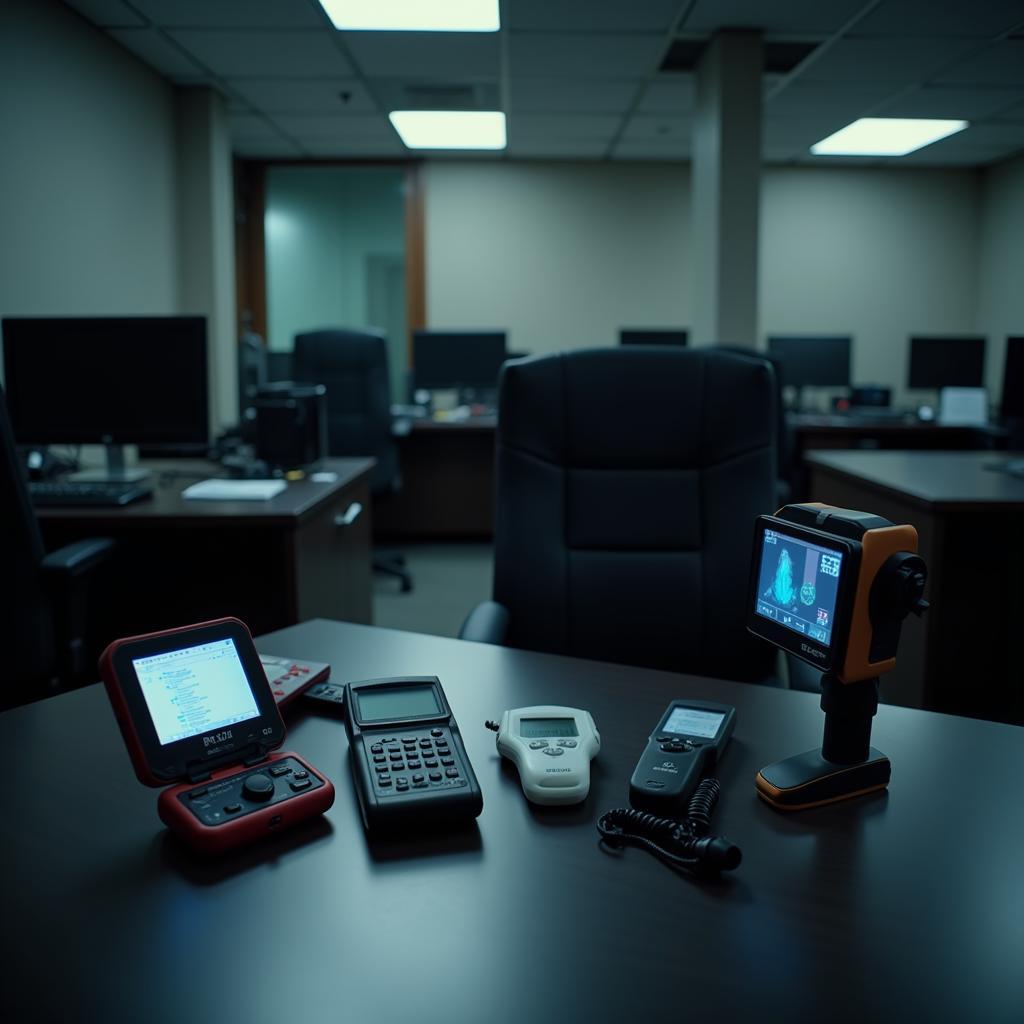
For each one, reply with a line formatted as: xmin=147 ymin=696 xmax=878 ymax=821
xmin=2 ymin=622 xmax=1021 ymax=1023
xmin=35 ymin=457 xmax=375 ymax=527
xmin=806 ymin=450 xmax=1024 ymax=509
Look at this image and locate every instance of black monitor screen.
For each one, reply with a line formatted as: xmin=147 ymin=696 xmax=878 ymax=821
xmin=2 ymin=317 xmax=208 ymax=446
xmin=907 ymin=336 xmax=985 ymax=390
xmin=767 ymin=336 xmax=851 ymax=388
xmin=619 ymin=329 xmax=689 ymax=346
xmin=413 ymin=331 xmax=507 ymax=390
xmin=999 ymin=337 xmax=1023 ymax=419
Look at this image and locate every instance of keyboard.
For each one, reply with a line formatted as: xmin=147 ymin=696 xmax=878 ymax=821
xmin=28 ymin=479 xmax=152 ymax=507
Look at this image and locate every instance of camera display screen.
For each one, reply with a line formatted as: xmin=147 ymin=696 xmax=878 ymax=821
xmin=754 ymin=528 xmax=844 ymax=647
xmin=356 ymin=684 xmax=442 ymax=722
xmin=133 ymin=638 xmax=260 ymax=746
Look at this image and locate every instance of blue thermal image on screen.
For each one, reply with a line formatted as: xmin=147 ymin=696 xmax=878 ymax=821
xmin=754 ymin=529 xmax=843 ymax=646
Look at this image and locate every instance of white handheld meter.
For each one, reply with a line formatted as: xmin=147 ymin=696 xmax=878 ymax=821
xmin=486 ymin=706 xmax=600 ymax=806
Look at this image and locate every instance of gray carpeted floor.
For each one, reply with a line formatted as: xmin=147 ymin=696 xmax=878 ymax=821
xmin=372 ymin=543 xmax=494 ymax=638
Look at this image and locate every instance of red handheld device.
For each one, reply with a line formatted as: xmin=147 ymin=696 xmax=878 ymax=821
xmin=100 ymin=617 xmax=334 ymax=855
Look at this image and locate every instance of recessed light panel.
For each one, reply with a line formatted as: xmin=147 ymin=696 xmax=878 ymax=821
xmin=389 ymin=111 xmax=506 ymax=150
xmin=811 ymin=118 xmax=968 ymax=156
xmin=319 ymin=1 xmax=500 ymax=32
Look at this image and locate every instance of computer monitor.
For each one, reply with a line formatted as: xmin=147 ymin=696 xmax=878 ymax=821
xmin=767 ymin=336 xmax=852 ymax=390
xmin=619 ymin=329 xmax=689 ymax=346
xmin=2 ymin=316 xmax=209 ymax=480
xmin=413 ymin=330 xmax=507 ymax=392
xmin=999 ymin=337 xmax=1023 ymax=420
xmin=907 ymin=335 xmax=985 ymax=390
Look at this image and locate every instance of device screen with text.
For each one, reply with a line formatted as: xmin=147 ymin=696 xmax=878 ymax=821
xmin=754 ymin=529 xmax=843 ymax=645
xmin=519 ymin=718 xmax=579 ymax=738
xmin=356 ymin=685 xmax=441 ymax=722
xmin=133 ymin=638 xmax=260 ymax=745
xmin=663 ymin=707 xmax=725 ymax=738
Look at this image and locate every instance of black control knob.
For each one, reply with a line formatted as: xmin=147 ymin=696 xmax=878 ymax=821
xmin=242 ymin=773 xmax=275 ymax=802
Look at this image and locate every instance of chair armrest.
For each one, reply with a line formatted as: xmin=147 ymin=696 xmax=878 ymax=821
xmin=459 ymin=601 xmax=510 ymax=646
xmin=40 ymin=538 xmax=115 ymax=578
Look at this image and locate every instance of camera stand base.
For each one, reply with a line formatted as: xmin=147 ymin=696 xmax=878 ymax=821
xmin=756 ymin=747 xmax=890 ymax=812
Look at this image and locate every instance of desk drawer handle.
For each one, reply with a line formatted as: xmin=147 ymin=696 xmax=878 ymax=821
xmin=335 ymin=502 xmax=362 ymax=527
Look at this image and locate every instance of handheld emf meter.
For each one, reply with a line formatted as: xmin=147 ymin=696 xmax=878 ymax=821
xmin=344 ymin=676 xmax=483 ymax=830
xmin=100 ymin=618 xmax=334 ymax=854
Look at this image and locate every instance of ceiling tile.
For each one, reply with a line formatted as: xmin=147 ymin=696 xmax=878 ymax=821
xmin=510 ymin=32 xmax=666 ymax=78
xmin=934 ymin=39 xmax=1024 ymax=87
xmin=508 ymin=0 xmax=681 ymax=33
xmin=167 ymin=29 xmax=352 ymax=78
xmin=509 ymin=77 xmax=641 ymax=113
xmin=612 ymin=139 xmax=689 ymax=161
xmin=269 ymin=113 xmax=394 ymax=140
xmin=800 ymin=35 xmax=984 ymax=84
xmin=62 ymin=0 xmax=144 ymax=27
xmin=228 ymin=78 xmax=375 ymax=114
xmin=875 ymin=86 xmax=1024 ymax=120
xmin=107 ymin=28 xmax=207 ymax=79
xmin=952 ymin=123 xmax=1024 ymax=147
xmin=994 ymin=98 xmax=1024 ymax=121
xmin=897 ymin=143 xmax=1018 ymax=166
xmin=636 ymin=77 xmax=696 ymax=113
xmin=229 ymin=113 xmax=286 ymax=142
xmin=853 ymin=1 xmax=1024 ymax=38
xmin=506 ymin=138 xmax=610 ymax=158
xmin=232 ymin=138 xmax=302 ymax=157
xmin=129 ymin=0 xmax=325 ymax=29
xmin=508 ymin=114 xmax=621 ymax=140
xmin=684 ymin=0 xmax=868 ymax=35
xmin=300 ymin=137 xmax=406 ymax=157
xmin=343 ymin=32 xmax=499 ymax=78
xmin=621 ymin=114 xmax=692 ymax=142
xmin=766 ymin=80 xmax=903 ymax=120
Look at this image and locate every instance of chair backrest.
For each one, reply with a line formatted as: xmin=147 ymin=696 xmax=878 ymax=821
xmin=0 ymin=384 xmax=55 ymax=681
xmin=492 ymin=347 xmax=777 ymax=682
xmin=292 ymin=328 xmax=398 ymax=492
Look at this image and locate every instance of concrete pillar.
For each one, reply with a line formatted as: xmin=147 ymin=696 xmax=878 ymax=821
xmin=176 ymin=87 xmax=237 ymax=432
xmin=691 ymin=31 xmax=762 ymax=348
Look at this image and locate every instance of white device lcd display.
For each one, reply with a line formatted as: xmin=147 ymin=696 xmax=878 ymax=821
xmin=664 ymin=706 xmax=725 ymax=739
xmin=356 ymin=685 xmax=441 ymax=722
xmin=133 ymin=638 xmax=260 ymax=746
xmin=519 ymin=718 xmax=579 ymax=738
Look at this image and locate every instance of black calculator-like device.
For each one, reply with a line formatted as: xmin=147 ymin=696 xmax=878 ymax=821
xmin=344 ymin=676 xmax=483 ymax=830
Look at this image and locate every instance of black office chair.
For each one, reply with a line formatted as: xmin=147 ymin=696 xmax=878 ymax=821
xmin=0 ymin=384 xmax=114 ymax=709
xmin=460 ymin=347 xmax=778 ymax=683
xmin=293 ymin=328 xmax=413 ymax=592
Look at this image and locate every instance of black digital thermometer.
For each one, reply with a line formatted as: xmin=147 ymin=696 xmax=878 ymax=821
xmin=629 ymin=700 xmax=736 ymax=814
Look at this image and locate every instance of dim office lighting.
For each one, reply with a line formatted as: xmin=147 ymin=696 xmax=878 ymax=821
xmin=811 ymin=118 xmax=968 ymax=156
xmin=389 ymin=110 xmax=506 ymax=150
xmin=318 ymin=0 xmax=499 ymax=32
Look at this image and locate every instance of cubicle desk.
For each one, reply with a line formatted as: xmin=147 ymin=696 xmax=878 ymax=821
xmin=2 ymin=618 xmax=1021 ymax=1023
xmin=375 ymin=417 xmax=496 ymax=540
xmin=806 ymin=451 xmax=1024 ymax=723
xmin=37 ymin=457 xmax=375 ymax=638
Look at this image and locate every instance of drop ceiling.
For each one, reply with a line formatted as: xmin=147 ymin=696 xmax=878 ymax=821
xmin=63 ymin=0 xmax=1024 ymax=166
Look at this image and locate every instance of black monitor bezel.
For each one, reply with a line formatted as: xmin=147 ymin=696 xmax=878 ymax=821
xmin=1000 ymin=336 xmax=1024 ymax=420
xmin=619 ymin=328 xmax=689 ymax=347
xmin=906 ymin=334 xmax=986 ymax=390
xmin=766 ymin=335 xmax=852 ymax=389
xmin=412 ymin=330 xmax=507 ymax=390
xmin=1 ymin=315 xmax=209 ymax=446
xmin=746 ymin=515 xmax=861 ymax=673
xmin=346 ymin=676 xmax=452 ymax=731
xmin=106 ymin=619 xmax=283 ymax=784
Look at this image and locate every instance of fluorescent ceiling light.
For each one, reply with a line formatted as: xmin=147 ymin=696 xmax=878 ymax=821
xmin=390 ymin=110 xmax=506 ymax=150
xmin=811 ymin=118 xmax=968 ymax=156
xmin=318 ymin=0 xmax=500 ymax=32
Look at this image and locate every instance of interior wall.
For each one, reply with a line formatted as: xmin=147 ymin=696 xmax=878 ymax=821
xmin=976 ymin=154 xmax=1024 ymax=400
xmin=0 ymin=0 xmax=178 ymax=325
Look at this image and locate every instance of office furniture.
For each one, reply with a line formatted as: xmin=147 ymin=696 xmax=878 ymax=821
xmin=294 ymin=328 xmax=412 ymax=591
xmin=767 ymin=335 xmax=851 ymax=410
xmin=266 ymin=349 xmax=293 ymax=382
xmin=412 ymin=329 xmax=507 ymax=393
xmin=806 ymin=450 xmax=1024 ymax=723
xmin=1 ymin=617 xmax=1021 ymax=1023
xmin=1001 ymin=336 xmax=1024 ymax=448
xmin=237 ymin=329 xmax=267 ymax=432
xmin=619 ymin=328 xmax=688 ymax=346
xmin=1 ymin=384 xmax=113 ymax=708
xmin=374 ymin=416 xmax=497 ymax=540
xmin=908 ymin=335 xmax=986 ymax=390
xmin=461 ymin=348 xmax=777 ymax=683
xmin=37 ymin=457 xmax=375 ymax=642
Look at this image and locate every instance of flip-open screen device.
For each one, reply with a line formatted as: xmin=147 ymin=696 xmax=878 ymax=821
xmin=101 ymin=618 xmax=334 ymax=854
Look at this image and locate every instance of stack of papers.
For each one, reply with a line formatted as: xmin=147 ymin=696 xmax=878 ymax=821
xmin=182 ymin=479 xmax=287 ymax=501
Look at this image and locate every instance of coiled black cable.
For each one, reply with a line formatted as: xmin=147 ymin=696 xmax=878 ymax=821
xmin=597 ymin=778 xmax=741 ymax=876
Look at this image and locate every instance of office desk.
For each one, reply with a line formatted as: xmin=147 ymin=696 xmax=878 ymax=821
xmin=376 ymin=417 xmax=496 ymax=540
xmin=807 ymin=451 xmax=1024 ymax=723
xmin=3 ymin=619 xmax=1020 ymax=1023
xmin=37 ymin=458 xmax=375 ymax=638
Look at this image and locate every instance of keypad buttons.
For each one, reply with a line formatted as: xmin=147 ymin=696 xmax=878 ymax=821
xmin=542 ymin=747 xmax=564 ymax=757
xmin=375 ymin=763 xmax=389 ymax=773
xmin=269 ymin=765 xmax=291 ymax=777
xmin=188 ymin=787 xmax=209 ymax=800
xmin=373 ymin=755 xmax=386 ymax=763
xmin=429 ymin=772 xmax=442 ymax=782
xmin=412 ymin=774 xmax=425 ymax=784
xmin=441 ymin=757 xmax=455 ymax=767
xmin=445 ymin=768 xmax=459 ymax=778
xmin=431 ymin=729 xmax=443 ymax=737
xmin=557 ymin=740 xmax=577 ymax=748
xmin=290 ymin=778 xmax=312 ymax=792
xmin=408 ymin=760 xmax=422 ymax=769
xmin=371 ymin=744 xmax=384 ymax=755
xmin=425 ymin=759 xmax=438 ymax=768
xmin=224 ymin=804 xmax=242 ymax=814
xmin=529 ymin=741 xmax=548 ymax=749
xmin=242 ymin=774 xmax=275 ymax=802
xmin=379 ymin=776 xmax=393 ymax=787
xmin=293 ymin=770 xmax=309 ymax=780
xmin=390 ymin=753 xmax=403 ymax=761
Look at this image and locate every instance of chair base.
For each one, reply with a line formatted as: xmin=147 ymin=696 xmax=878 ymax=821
xmin=374 ymin=552 xmax=413 ymax=592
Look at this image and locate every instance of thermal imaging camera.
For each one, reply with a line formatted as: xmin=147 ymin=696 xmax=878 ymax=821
xmin=747 ymin=504 xmax=928 ymax=811
xmin=100 ymin=618 xmax=334 ymax=854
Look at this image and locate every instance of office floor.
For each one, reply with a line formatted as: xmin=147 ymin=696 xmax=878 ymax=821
xmin=372 ymin=543 xmax=493 ymax=638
